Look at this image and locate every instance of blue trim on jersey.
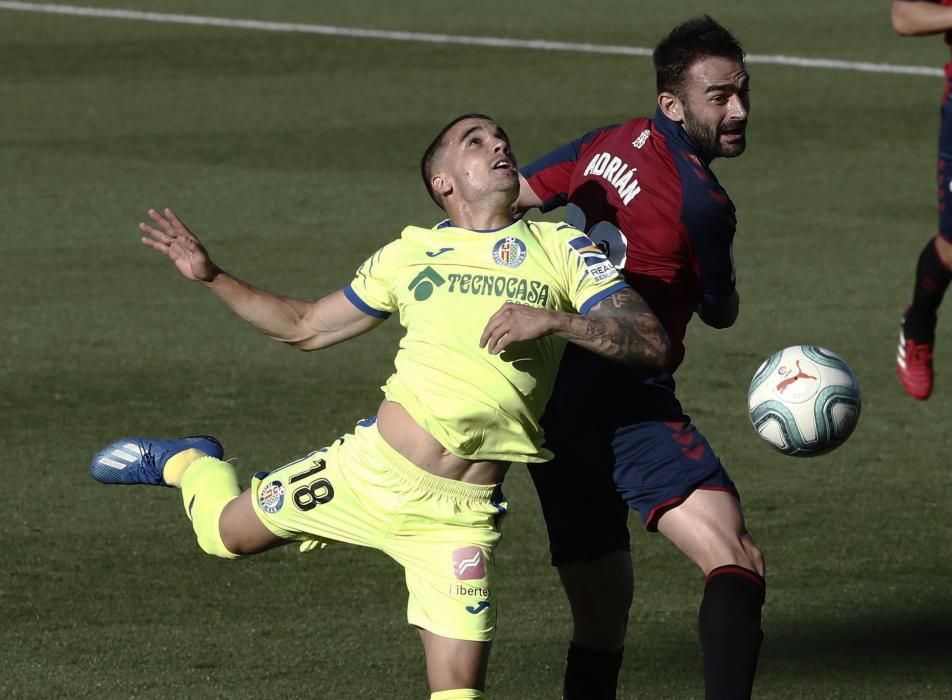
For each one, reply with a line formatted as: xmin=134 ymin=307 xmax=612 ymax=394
xmin=568 ymin=235 xmax=610 ymax=266
xmin=521 ymin=125 xmax=617 ymax=178
xmin=568 ymin=235 xmax=599 ymax=251
xmin=438 ymin=219 xmax=515 ymax=234
xmin=579 ymin=280 xmax=629 ymax=316
xmin=343 ymin=285 xmax=391 ymax=319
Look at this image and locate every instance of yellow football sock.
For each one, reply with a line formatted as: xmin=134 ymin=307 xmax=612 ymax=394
xmin=180 ymin=456 xmax=241 ymax=559
xmin=163 ymin=448 xmax=210 ymax=487
xmin=430 ymin=690 xmax=486 ymax=699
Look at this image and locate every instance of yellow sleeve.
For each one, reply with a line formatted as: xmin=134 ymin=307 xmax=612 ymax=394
xmin=343 ymin=241 xmax=399 ymax=318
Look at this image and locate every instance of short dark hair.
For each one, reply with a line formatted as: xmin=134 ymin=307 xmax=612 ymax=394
xmin=420 ymin=113 xmax=495 ymax=210
xmin=653 ymin=16 xmax=746 ymax=97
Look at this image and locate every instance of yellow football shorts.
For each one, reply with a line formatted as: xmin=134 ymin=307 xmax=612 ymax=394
xmin=250 ymin=419 xmax=508 ymax=642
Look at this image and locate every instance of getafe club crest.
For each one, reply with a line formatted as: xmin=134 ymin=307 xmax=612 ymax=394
xmin=491 ymin=236 xmax=528 ymax=268
xmin=258 ymin=480 xmax=286 ymax=514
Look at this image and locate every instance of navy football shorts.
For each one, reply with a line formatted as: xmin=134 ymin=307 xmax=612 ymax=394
xmin=529 ymin=346 xmax=739 ymax=566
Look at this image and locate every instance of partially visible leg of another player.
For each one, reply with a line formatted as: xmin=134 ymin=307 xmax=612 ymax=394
xmin=656 ymin=489 xmax=765 ymax=700
xmin=527 ymin=440 xmax=632 ymax=700
xmin=558 ymin=551 xmax=632 ymax=699
xmin=552 ymin=494 xmax=764 ymax=700
xmin=899 ymin=235 xmax=952 ymax=400
xmin=619 ymin=416 xmax=765 ymax=700
xmin=545 ymin=411 xmax=765 ymax=700
xmin=898 ymin=87 xmax=952 ymax=400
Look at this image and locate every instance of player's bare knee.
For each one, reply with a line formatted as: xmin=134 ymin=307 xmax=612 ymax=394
xmin=693 ymin=528 xmax=762 ymax=575
xmin=935 ymin=235 xmax=952 ymax=267
xmin=218 ymin=524 xmax=274 ymax=557
xmin=214 ymin=491 xmax=285 ymax=556
xmin=742 ymin=538 xmax=765 ymax=577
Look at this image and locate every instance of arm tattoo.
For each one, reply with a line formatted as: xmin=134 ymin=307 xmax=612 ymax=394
xmin=562 ymin=287 xmax=671 ymax=368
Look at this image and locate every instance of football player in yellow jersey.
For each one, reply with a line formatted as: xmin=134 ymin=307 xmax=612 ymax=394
xmin=89 ymin=115 xmax=670 ymax=699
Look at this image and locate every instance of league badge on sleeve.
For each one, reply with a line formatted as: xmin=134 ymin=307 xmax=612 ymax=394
xmin=568 ymin=234 xmax=618 ymax=283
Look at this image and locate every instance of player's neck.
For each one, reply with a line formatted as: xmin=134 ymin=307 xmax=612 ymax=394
xmin=444 ymin=203 xmax=514 ymax=232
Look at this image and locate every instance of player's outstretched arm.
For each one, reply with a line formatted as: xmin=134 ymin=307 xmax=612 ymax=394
xmin=140 ymin=208 xmax=384 ymax=349
xmin=891 ymin=0 xmax=952 ymax=36
xmin=480 ymin=288 xmax=670 ymax=369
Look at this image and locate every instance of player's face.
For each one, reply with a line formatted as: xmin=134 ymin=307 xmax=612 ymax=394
xmin=436 ymin=118 xmax=519 ymax=205
xmin=679 ymin=56 xmax=750 ymax=160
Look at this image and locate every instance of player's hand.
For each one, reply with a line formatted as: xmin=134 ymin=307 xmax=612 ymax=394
xmin=480 ymin=302 xmax=558 ymax=355
xmin=139 ymin=208 xmax=218 ymax=283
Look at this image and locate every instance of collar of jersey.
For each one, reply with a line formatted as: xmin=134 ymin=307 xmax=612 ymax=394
xmin=653 ymin=106 xmax=711 ymax=164
xmin=436 ymin=219 xmax=519 ymax=234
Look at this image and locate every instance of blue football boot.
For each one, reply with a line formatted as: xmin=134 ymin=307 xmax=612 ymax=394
xmin=89 ymin=436 xmax=224 ymax=487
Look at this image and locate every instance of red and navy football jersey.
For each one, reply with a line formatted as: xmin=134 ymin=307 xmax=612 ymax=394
xmin=523 ymin=107 xmax=737 ymax=372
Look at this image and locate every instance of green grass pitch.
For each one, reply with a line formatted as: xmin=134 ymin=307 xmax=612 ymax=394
xmin=1 ymin=1 xmax=951 ymax=697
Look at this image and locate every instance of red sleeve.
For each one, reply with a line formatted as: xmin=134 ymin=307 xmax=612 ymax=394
xmin=521 ymin=125 xmax=616 ymax=212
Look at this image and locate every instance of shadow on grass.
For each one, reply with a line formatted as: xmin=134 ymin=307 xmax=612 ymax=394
xmin=764 ymin=606 xmax=952 ymax=677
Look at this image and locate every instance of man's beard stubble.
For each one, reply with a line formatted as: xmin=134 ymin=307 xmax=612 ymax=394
xmin=682 ymin=103 xmax=746 ymax=161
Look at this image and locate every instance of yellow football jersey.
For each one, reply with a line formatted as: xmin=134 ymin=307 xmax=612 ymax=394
xmin=344 ymin=219 xmax=627 ymax=462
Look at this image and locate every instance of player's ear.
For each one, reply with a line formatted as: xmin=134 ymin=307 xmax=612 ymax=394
xmin=432 ymin=173 xmax=453 ymax=200
xmin=658 ymin=92 xmax=684 ymax=123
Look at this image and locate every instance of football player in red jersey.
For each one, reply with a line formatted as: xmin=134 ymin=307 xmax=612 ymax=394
xmin=892 ymin=0 xmax=952 ymax=400
xmin=516 ymin=17 xmax=764 ymax=699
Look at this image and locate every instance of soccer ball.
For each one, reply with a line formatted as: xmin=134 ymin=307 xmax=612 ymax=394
xmin=747 ymin=345 xmax=861 ymax=457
